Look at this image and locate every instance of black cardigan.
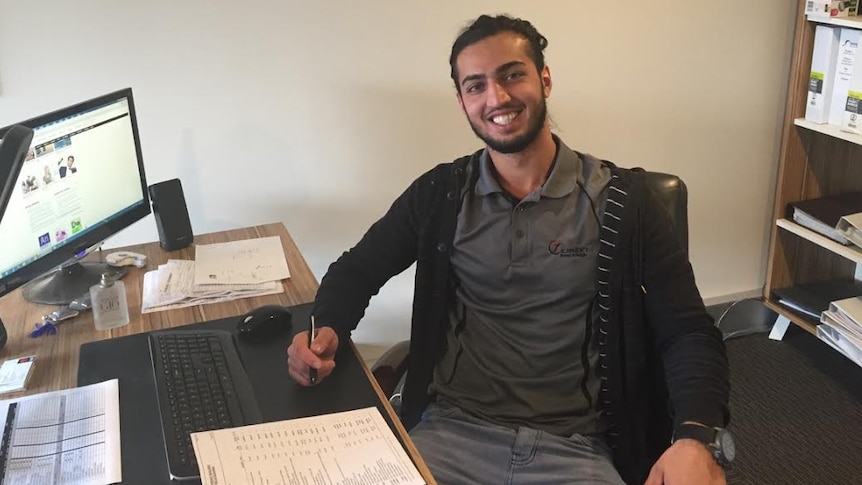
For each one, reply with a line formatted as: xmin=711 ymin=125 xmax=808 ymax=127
xmin=313 ymin=151 xmax=729 ymax=484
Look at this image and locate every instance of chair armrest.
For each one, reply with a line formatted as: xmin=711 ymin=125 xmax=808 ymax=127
xmin=370 ymin=340 xmax=411 ymax=398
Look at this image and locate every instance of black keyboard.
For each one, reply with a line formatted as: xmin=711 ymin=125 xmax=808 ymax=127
xmin=149 ymin=330 xmax=262 ymax=481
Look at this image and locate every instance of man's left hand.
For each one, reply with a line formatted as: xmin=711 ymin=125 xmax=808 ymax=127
xmin=644 ymin=439 xmax=725 ymax=485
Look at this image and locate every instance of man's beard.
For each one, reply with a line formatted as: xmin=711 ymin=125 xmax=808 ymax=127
xmin=467 ymin=97 xmax=547 ymax=154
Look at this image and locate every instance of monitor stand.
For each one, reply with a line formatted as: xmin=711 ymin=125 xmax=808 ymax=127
xmin=21 ymin=261 xmax=127 ymax=305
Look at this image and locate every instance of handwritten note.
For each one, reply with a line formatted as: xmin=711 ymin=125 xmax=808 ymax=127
xmin=191 ymin=407 xmax=424 ymax=485
xmin=193 ymin=236 xmax=290 ymax=285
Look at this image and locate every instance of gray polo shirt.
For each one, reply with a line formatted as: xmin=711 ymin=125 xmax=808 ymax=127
xmin=430 ymin=138 xmax=611 ymax=437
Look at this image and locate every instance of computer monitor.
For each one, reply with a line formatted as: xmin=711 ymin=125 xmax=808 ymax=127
xmin=0 ymin=88 xmax=150 ymax=304
xmin=0 ymin=125 xmax=34 ymax=223
xmin=0 ymin=125 xmax=35 ymax=348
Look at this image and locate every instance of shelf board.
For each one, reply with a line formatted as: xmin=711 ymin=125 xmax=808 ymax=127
xmin=806 ymin=14 xmax=862 ymax=28
xmin=793 ymin=118 xmax=862 ymax=145
xmin=776 ymin=218 xmax=862 ymax=263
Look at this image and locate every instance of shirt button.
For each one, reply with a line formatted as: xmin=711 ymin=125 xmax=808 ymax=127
xmin=515 ymin=230 xmax=525 ymax=238
xmin=517 ymin=206 xmax=525 ymax=212
xmin=436 ymin=242 xmax=448 ymax=252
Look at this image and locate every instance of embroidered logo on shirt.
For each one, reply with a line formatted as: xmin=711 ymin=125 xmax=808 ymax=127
xmin=548 ymin=240 xmax=589 ymax=258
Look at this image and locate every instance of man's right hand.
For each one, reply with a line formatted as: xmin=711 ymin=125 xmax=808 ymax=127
xmin=287 ymin=326 xmax=339 ymax=386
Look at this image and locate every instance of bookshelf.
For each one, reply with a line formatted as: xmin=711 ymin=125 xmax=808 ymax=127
xmin=792 ymin=118 xmax=862 ymax=145
xmin=806 ymin=13 xmax=862 ymax=29
xmin=765 ymin=1 xmax=862 ymax=336
xmin=775 ymin=219 xmax=862 ymax=264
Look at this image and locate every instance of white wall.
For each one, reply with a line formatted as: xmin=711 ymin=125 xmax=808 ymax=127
xmin=0 ymin=1 xmax=796 ymax=359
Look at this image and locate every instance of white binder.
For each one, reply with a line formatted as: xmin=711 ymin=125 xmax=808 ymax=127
xmin=837 ymin=212 xmax=862 ymax=248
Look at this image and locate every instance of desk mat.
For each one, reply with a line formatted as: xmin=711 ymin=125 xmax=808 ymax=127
xmin=78 ymin=303 xmax=396 ymax=485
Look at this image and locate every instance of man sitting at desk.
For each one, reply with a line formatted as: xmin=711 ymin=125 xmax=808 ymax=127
xmin=287 ymin=14 xmax=730 ymax=485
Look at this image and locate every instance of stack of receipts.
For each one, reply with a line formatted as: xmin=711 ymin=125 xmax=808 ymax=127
xmin=142 ymin=236 xmax=290 ymax=313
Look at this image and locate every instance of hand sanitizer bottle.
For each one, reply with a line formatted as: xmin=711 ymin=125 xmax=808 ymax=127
xmin=90 ymin=273 xmax=130 ymax=330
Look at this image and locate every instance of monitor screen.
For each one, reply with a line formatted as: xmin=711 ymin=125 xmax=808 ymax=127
xmin=0 ymin=88 xmax=150 ymax=304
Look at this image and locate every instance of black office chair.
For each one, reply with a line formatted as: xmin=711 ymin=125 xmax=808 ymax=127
xmin=371 ymin=171 xmax=689 ymax=405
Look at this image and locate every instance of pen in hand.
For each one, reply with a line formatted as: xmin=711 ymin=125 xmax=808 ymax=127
xmin=308 ymin=315 xmax=318 ymax=385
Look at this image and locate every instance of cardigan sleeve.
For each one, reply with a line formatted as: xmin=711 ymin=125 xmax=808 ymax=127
xmin=639 ymin=182 xmax=731 ymax=429
xmin=311 ymin=166 xmax=440 ymax=344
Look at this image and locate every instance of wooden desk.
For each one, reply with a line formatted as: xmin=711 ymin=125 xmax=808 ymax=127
xmin=0 ymin=222 xmax=435 ymax=484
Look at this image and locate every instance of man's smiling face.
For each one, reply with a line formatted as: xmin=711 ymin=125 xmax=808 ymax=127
xmin=456 ymin=31 xmax=552 ymax=154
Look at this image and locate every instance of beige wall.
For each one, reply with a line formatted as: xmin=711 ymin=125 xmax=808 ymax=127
xmin=0 ymin=1 xmax=796 ymax=357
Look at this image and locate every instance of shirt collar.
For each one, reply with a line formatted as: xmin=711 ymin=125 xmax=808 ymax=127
xmin=474 ymin=134 xmax=582 ymax=199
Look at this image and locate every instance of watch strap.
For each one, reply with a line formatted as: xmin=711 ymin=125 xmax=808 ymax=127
xmin=673 ymin=423 xmax=717 ymax=445
xmin=673 ymin=424 xmax=733 ymax=467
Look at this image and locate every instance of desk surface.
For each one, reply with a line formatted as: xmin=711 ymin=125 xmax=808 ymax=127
xmin=0 ymin=222 xmax=435 ymax=484
xmin=0 ymin=223 xmax=318 ymax=395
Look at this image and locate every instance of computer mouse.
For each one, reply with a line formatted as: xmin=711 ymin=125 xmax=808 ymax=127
xmin=236 ymin=305 xmax=292 ymax=341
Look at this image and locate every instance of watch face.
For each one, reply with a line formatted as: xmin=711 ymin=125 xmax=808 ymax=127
xmin=718 ymin=429 xmax=736 ymax=462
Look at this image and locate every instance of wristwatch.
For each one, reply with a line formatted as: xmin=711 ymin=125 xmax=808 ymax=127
xmin=672 ymin=423 xmax=736 ymax=467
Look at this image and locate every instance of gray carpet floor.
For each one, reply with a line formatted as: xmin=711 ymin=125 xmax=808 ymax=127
xmin=713 ymin=301 xmax=862 ymax=485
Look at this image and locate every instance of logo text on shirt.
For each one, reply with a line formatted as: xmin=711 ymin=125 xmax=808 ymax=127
xmin=548 ymin=240 xmax=589 ymax=258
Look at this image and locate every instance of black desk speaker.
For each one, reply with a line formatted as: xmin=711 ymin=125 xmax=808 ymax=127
xmin=149 ymin=179 xmax=193 ymax=251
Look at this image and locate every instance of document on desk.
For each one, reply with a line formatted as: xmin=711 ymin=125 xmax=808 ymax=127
xmin=191 ymin=406 xmax=425 ymax=485
xmin=0 ymin=379 xmax=121 ymax=485
xmin=142 ymin=259 xmax=283 ymax=313
xmin=193 ymin=236 xmax=291 ymax=285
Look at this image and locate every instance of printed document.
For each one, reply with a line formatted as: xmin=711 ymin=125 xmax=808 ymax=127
xmin=0 ymin=379 xmax=121 ymax=485
xmin=141 ymin=260 xmax=283 ymax=313
xmin=193 ymin=236 xmax=290 ymax=285
xmin=191 ymin=406 xmax=424 ymax=485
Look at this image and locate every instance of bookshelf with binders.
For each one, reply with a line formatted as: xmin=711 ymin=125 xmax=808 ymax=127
xmin=765 ymin=0 xmax=862 ymax=342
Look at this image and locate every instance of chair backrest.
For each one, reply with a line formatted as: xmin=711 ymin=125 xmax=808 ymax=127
xmin=643 ymin=171 xmax=688 ymax=254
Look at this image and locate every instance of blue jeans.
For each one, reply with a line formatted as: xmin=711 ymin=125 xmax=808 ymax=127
xmin=409 ymin=403 xmax=625 ymax=485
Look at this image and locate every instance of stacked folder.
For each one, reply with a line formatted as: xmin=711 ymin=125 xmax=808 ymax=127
xmin=772 ymin=280 xmax=862 ymax=322
xmin=838 ymin=213 xmax=862 ymax=248
xmin=772 ymin=280 xmax=862 ymax=368
xmin=787 ymin=192 xmax=862 ymax=246
xmin=819 ymin=296 xmax=862 ymax=368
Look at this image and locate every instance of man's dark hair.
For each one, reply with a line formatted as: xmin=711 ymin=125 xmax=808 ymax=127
xmin=449 ymin=15 xmax=549 ymax=93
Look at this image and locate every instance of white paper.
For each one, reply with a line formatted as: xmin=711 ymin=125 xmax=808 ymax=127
xmin=769 ymin=315 xmax=791 ymax=341
xmin=0 ymin=379 xmax=122 ymax=485
xmin=191 ymin=407 xmax=424 ymax=485
xmin=141 ymin=269 xmax=185 ymax=312
xmin=0 ymin=356 xmax=35 ymax=395
xmin=157 ymin=259 xmax=196 ymax=301
xmin=141 ymin=260 xmax=283 ymax=314
xmin=193 ymin=236 xmax=290 ymax=285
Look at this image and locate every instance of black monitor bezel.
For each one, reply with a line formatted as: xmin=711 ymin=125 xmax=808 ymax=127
xmin=0 ymin=88 xmax=150 ymax=299
xmin=0 ymin=125 xmax=34 ymax=224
